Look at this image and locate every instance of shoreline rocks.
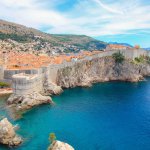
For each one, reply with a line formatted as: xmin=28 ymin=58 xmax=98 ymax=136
xmin=0 ymin=88 xmax=13 ymax=96
xmin=44 ymin=82 xmax=63 ymax=95
xmin=0 ymin=118 xmax=22 ymax=146
xmin=48 ymin=140 xmax=74 ymax=150
xmin=7 ymin=92 xmax=53 ymax=111
xmin=5 ymin=56 xmax=150 ymax=112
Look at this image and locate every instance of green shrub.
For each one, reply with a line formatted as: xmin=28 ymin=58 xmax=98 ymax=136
xmin=134 ymin=55 xmax=145 ymax=64
xmin=47 ymin=133 xmax=57 ymax=150
xmin=0 ymin=82 xmax=10 ymax=88
xmin=145 ymin=56 xmax=150 ymax=64
xmin=49 ymin=133 xmax=56 ymax=144
xmin=112 ymin=51 xmax=125 ymax=63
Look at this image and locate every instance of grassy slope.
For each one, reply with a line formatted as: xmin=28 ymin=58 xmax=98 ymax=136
xmin=0 ymin=19 xmax=107 ymax=51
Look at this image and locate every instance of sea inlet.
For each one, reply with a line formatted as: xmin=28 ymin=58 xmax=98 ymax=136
xmin=0 ymin=79 xmax=150 ymax=150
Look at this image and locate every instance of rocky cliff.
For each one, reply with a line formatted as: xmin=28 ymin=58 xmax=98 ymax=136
xmin=0 ymin=118 xmax=22 ymax=146
xmin=7 ymin=92 xmax=53 ymax=111
xmin=56 ymin=56 xmax=150 ymax=88
xmin=6 ymin=53 xmax=150 ymax=112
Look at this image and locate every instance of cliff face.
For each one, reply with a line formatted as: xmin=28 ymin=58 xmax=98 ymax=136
xmin=56 ymin=57 xmax=150 ymax=88
xmin=6 ymin=54 xmax=150 ymax=112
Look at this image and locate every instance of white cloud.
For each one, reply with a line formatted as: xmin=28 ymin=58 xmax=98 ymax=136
xmin=92 ymin=0 xmax=124 ymax=15
xmin=0 ymin=0 xmax=150 ymax=37
xmin=0 ymin=0 xmax=69 ymax=28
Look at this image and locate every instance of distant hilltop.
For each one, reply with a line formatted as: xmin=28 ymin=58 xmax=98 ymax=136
xmin=0 ymin=19 xmax=107 ymax=55
xmin=109 ymin=42 xmax=133 ymax=48
xmin=144 ymin=48 xmax=150 ymax=50
xmin=0 ymin=19 xmax=142 ymax=56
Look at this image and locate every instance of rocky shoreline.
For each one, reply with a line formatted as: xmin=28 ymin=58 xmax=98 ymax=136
xmin=7 ymin=92 xmax=54 ymax=111
xmin=0 ymin=88 xmax=13 ymax=96
xmin=0 ymin=49 xmax=149 ymax=113
xmin=4 ymin=56 xmax=150 ymax=113
xmin=1 ymin=51 xmax=150 ymax=149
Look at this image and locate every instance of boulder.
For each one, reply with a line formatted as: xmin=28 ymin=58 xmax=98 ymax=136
xmin=48 ymin=140 xmax=74 ymax=150
xmin=0 ymin=118 xmax=22 ymax=146
xmin=44 ymin=82 xmax=63 ymax=95
xmin=7 ymin=92 xmax=53 ymax=111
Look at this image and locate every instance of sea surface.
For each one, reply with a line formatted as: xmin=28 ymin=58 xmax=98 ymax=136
xmin=0 ymin=79 xmax=150 ymax=150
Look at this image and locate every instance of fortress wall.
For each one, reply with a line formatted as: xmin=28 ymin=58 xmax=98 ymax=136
xmin=6 ymin=49 xmax=150 ymax=95
xmin=12 ymin=73 xmax=43 ymax=95
xmin=119 ymin=49 xmax=148 ymax=59
xmin=47 ymin=61 xmax=78 ymax=83
xmin=93 ymin=49 xmax=148 ymax=60
xmin=146 ymin=50 xmax=150 ymax=57
xmin=4 ymin=69 xmax=39 ymax=80
xmin=0 ymin=65 xmax=4 ymax=80
xmin=47 ymin=49 xmax=149 ymax=83
xmin=47 ymin=64 xmax=63 ymax=83
xmin=47 ymin=66 xmax=59 ymax=83
xmin=39 ymin=66 xmax=49 ymax=84
xmin=4 ymin=49 xmax=148 ymax=80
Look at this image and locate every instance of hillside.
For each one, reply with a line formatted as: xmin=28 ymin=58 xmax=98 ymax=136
xmin=109 ymin=42 xmax=133 ymax=47
xmin=0 ymin=20 xmax=107 ymax=55
xmin=144 ymin=48 xmax=150 ymax=50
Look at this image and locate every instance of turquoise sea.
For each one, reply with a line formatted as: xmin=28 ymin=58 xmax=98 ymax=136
xmin=0 ymin=79 xmax=150 ymax=150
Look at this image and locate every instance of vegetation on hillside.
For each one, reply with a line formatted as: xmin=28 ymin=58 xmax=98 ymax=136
xmin=0 ymin=32 xmax=33 ymax=42
xmin=133 ymin=55 xmax=150 ymax=64
xmin=112 ymin=51 xmax=125 ymax=63
xmin=134 ymin=56 xmax=145 ymax=63
xmin=0 ymin=82 xmax=10 ymax=88
xmin=0 ymin=20 xmax=107 ymax=53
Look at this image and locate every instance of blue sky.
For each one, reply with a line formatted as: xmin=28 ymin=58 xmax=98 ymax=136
xmin=0 ymin=0 xmax=150 ymax=47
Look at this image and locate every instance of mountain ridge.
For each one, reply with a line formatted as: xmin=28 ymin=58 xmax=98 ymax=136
xmin=0 ymin=19 xmax=107 ymax=55
xmin=109 ymin=42 xmax=133 ymax=47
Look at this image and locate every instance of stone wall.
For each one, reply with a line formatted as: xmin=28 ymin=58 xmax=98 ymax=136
xmin=40 ymin=49 xmax=150 ymax=84
xmin=0 ymin=65 xmax=4 ymax=80
xmin=12 ymin=73 xmax=43 ymax=95
xmin=4 ymin=49 xmax=149 ymax=80
xmin=119 ymin=49 xmax=148 ymax=59
xmin=88 ymin=49 xmax=149 ymax=60
xmin=47 ymin=62 xmax=77 ymax=83
xmin=4 ymin=69 xmax=39 ymax=80
xmin=7 ymin=49 xmax=150 ymax=95
xmin=46 ymin=65 xmax=59 ymax=83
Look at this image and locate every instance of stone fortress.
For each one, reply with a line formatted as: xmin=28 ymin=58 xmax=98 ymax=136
xmin=0 ymin=48 xmax=150 ymax=96
xmin=0 ymin=49 xmax=150 ymax=94
xmin=1 ymin=47 xmax=150 ymax=111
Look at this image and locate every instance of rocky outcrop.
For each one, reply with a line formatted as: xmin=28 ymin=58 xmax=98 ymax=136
xmin=44 ymin=81 xmax=63 ymax=95
xmin=56 ymin=57 xmax=150 ymax=88
xmin=48 ymin=140 xmax=74 ymax=150
xmin=0 ymin=88 xmax=13 ymax=96
xmin=0 ymin=118 xmax=22 ymax=146
xmin=7 ymin=92 xmax=53 ymax=111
